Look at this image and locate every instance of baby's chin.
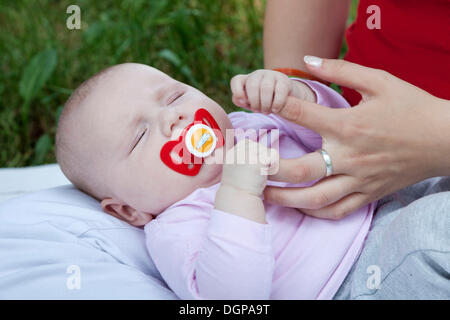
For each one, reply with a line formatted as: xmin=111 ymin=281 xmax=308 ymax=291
xmin=138 ymin=164 xmax=221 ymax=215
xmin=197 ymin=158 xmax=223 ymax=187
xmin=202 ymin=144 xmax=226 ymax=172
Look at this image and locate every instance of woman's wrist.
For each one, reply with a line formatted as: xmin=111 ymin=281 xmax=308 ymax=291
xmin=428 ymin=98 xmax=450 ymax=177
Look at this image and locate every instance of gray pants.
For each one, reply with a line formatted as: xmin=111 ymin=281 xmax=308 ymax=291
xmin=334 ymin=176 xmax=450 ymax=299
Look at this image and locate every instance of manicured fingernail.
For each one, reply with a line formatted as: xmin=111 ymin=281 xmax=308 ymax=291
xmin=237 ymin=98 xmax=246 ymax=105
xmin=304 ymin=55 xmax=323 ymax=68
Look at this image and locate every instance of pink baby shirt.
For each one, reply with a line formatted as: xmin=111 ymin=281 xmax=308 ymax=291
xmin=144 ymin=80 xmax=377 ymax=300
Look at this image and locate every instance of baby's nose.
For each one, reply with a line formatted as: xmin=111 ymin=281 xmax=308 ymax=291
xmin=161 ymin=110 xmax=186 ymax=138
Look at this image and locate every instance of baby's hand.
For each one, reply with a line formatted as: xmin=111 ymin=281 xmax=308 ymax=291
xmin=221 ymin=138 xmax=279 ymax=197
xmin=215 ymin=138 xmax=279 ymax=224
xmin=230 ymin=69 xmax=316 ymax=114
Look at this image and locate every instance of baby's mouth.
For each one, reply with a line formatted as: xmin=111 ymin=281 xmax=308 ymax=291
xmin=160 ymin=108 xmax=224 ymax=176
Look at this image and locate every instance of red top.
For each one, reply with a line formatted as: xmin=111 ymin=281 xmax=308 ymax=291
xmin=343 ymin=0 xmax=450 ymax=106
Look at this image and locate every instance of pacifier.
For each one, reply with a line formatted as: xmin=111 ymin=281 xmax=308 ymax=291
xmin=160 ymin=108 xmax=224 ymax=176
xmin=185 ymin=123 xmax=217 ymax=158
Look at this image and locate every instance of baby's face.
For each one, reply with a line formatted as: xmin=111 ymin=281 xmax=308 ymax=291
xmin=79 ymin=64 xmax=232 ymax=222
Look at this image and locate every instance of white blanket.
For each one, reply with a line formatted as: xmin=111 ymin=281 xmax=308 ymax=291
xmin=0 ymin=164 xmax=70 ymax=203
xmin=0 ymin=164 xmax=178 ymax=299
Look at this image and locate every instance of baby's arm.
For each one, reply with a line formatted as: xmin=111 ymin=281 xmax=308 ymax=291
xmin=145 ymin=204 xmax=274 ymax=300
xmin=146 ymin=140 xmax=278 ymax=299
xmin=214 ymin=185 xmax=266 ymax=223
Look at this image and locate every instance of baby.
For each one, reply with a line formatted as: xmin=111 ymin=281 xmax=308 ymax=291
xmin=56 ymin=63 xmax=375 ymax=299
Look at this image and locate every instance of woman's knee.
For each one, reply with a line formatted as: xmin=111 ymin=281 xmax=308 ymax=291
xmin=391 ymin=191 xmax=450 ymax=251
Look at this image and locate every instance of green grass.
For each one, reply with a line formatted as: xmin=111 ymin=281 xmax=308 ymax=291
xmin=0 ymin=0 xmax=357 ymax=167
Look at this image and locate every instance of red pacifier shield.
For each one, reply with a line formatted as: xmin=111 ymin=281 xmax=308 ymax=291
xmin=160 ymin=108 xmax=224 ymax=176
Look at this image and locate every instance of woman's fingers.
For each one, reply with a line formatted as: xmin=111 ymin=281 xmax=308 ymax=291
xmin=264 ymin=174 xmax=357 ymax=211
xmin=300 ymin=192 xmax=371 ymax=220
xmin=276 ymin=96 xmax=344 ymax=137
xmin=269 ymin=152 xmax=329 ymax=183
xmin=304 ymin=56 xmax=387 ymax=98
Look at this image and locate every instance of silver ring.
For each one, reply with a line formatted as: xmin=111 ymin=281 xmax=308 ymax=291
xmin=318 ymin=149 xmax=333 ymax=177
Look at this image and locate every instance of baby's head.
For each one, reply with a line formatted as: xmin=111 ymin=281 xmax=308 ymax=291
xmin=56 ymin=63 xmax=232 ymax=226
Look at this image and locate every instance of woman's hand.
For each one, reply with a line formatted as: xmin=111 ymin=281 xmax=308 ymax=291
xmin=264 ymin=56 xmax=450 ymax=219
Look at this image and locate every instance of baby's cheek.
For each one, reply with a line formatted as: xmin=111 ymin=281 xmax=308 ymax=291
xmin=151 ymin=174 xmax=190 ymax=211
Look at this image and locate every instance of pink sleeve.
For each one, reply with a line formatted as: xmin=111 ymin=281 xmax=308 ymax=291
xmin=144 ymin=206 xmax=274 ymax=300
xmin=267 ymin=79 xmax=351 ymax=152
xmin=298 ymin=79 xmax=351 ymax=111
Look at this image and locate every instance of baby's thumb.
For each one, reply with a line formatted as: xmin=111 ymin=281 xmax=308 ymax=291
xmin=259 ymin=147 xmax=280 ymax=176
xmin=232 ymin=95 xmax=250 ymax=109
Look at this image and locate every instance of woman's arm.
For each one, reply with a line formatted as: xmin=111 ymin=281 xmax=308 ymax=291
xmin=429 ymin=98 xmax=450 ymax=177
xmin=263 ymin=0 xmax=351 ymax=71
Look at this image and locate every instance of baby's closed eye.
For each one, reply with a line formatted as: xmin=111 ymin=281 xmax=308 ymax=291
xmin=131 ymin=128 xmax=148 ymax=153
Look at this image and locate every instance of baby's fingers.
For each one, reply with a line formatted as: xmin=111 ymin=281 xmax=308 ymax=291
xmin=259 ymin=147 xmax=280 ymax=176
xmin=260 ymin=75 xmax=275 ymax=114
xmin=272 ymin=81 xmax=290 ymax=113
xmin=245 ymin=73 xmax=263 ymax=112
xmin=230 ymin=75 xmax=250 ymax=109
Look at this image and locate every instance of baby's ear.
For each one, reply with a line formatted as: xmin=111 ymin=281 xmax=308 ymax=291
xmin=101 ymin=198 xmax=153 ymax=227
